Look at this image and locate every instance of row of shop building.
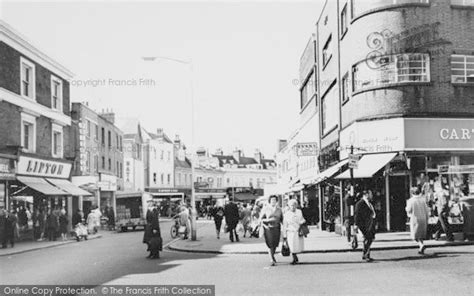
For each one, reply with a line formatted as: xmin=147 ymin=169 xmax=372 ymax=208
xmin=275 ymin=0 xmax=474 ymax=233
xmin=0 ymin=20 xmax=277 ymax=233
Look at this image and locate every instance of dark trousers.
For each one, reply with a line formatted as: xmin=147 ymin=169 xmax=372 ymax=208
xmin=344 ymin=219 xmax=351 ymax=242
xmin=48 ymin=228 xmax=57 ymax=241
xmin=215 ymin=219 xmax=222 ymax=232
xmin=363 ymin=237 xmax=373 ymax=258
xmin=435 ymin=215 xmax=452 ymax=240
xmin=228 ymin=226 xmax=239 ymax=241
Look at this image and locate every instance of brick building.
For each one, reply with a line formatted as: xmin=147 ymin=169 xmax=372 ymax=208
xmin=312 ymin=0 xmax=474 ymax=232
xmin=70 ymin=103 xmax=124 ymax=216
xmin=0 ymin=21 xmax=90 ymax=232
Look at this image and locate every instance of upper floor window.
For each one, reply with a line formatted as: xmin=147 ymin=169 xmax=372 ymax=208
xmin=51 ymin=76 xmax=63 ymax=111
xmin=341 ymin=4 xmax=348 ymax=36
xmin=95 ymin=124 xmax=99 ymax=141
xmin=160 ymin=150 xmax=164 ymax=160
xmin=167 ymin=174 xmax=171 ymax=185
xmin=94 ymin=155 xmax=99 ymax=173
xmin=108 ymin=158 xmax=111 ymax=171
xmin=86 ymin=120 xmax=91 ymax=138
xmin=101 ymin=127 xmax=105 ymax=146
xmin=167 ymin=151 xmax=171 ymax=161
xmin=451 ymin=54 xmax=474 ymax=83
xmin=451 ymin=0 xmax=474 ymax=6
xmin=108 ymin=131 xmax=112 ymax=149
xmin=342 ymin=73 xmax=350 ymax=103
xmin=52 ymin=124 xmax=63 ymax=158
xmin=300 ymin=72 xmax=316 ymax=110
xmin=21 ymin=113 xmax=36 ymax=153
xmin=20 ymin=57 xmax=36 ymax=100
xmin=321 ymin=83 xmax=338 ymax=136
xmin=352 ymin=0 xmax=429 ymax=18
xmin=353 ymin=53 xmax=430 ymax=92
xmin=161 ymin=173 xmax=164 ymax=184
xmin=86 ymin=151 xmax=91 ymax=172
xmin=322 ymin=35 xmax=333 ymax=67
xmin=102 ymin=156 xmax=105 ymax=169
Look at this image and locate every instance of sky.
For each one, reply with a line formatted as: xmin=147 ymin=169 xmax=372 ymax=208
xmin=1 ymin=0 xmax=324 ymax=159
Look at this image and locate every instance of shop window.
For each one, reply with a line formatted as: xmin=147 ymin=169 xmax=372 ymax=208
xmin=20 ymin=57 xmax=35 ymax=100
xmin=21 ymin=113 xmax=36 ymax=153
xmin=52 ymin=124 xmax=63 ymax=158
xmin=451 ymin=54 xmax=474 ymax=83
xmin=451 ymin=0 xmax=474 ymax=6
xmin=351 ymin=0 xmax=429 ymax=18
xmin=353 ymin=53 xmax=430 ymax=92
xmin=322 ymin=35 xmax=333 ymax=67
xmin=50 ymin=75 xmax=63 ymax=111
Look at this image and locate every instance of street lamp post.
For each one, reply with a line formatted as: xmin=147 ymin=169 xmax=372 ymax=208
xmin=143 ymin=56 xmax=197 ymax=241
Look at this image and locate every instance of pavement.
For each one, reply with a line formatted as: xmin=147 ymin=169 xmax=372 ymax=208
xmin=168 ymin=220 xmax=474 ymax=254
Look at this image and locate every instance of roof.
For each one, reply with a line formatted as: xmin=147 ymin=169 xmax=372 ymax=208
xmin=261 ymin=159 xmax=276 ymax=169
xmin=147 ymin=132 xmax=173 ymax=144
xmin=212 ymin=155 xmax=237 ymax=166
xmin=175 ymin=157 xmax=192 ymax=169
xmin=239 ymin=156 xmax=258 ymax=166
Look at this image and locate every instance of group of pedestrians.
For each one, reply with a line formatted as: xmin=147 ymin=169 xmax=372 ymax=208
xmin=0 ymin=207 xmax=18 ymax=248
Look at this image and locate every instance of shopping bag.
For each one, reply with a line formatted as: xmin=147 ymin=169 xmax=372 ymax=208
xmin=298 ymin=223 xmax=310 ymax=237
xmin=281 ymin=240 xmax=290 ymax=257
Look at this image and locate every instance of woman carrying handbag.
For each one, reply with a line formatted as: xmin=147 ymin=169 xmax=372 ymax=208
xmin=283 ymin=199 xmax=306 ymax=265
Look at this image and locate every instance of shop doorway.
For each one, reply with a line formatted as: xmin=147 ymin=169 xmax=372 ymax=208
xmin=389 ymin=175 xmax=409 ymax=231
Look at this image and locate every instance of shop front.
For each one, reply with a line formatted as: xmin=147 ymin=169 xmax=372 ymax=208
xmin=337 ymin=117 xmax=474 ymax=232
xmin=99 ymin=173 xmax=118 ymax=218
xmin=146 ymin=187 xmax=190 ymax=217
xmin=0 ymin=154 xmax=16 ymax=210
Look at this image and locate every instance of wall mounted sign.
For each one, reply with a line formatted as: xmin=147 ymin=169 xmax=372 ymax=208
xmin=17 ymin=156 xmax=71 ymax=179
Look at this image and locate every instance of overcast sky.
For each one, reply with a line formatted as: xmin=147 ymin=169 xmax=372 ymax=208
xmin=1 ymin=0 xmax=323 ymax=158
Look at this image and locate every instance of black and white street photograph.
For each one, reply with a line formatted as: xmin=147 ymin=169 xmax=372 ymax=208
xmin=0 ymin=0 xmax=474 ymax=295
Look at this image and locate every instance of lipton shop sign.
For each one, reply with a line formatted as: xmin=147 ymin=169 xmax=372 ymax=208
xmin=17 ymin=156 xmax=72 ymax=179
xmin=405 ymin=118 xmax=474 ymax=150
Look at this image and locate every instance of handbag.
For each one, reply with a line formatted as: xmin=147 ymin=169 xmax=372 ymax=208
xmin=281 ymin=239 xmax=290 ymax=257
xmin=298 ymin=223 xmax=310 ymax=237
xmin=224 ymin=224 xmax=229 ymax=233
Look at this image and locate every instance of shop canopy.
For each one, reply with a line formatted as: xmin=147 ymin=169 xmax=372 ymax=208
xmin=315 ymin=159 xmax=349 ymax=184
xmin=17 ymin=176 xmax=67 ymax=195
xmin=234 ymin=193 xmax=260 ymax=202
xmin=335 ymin=153 xmax=397 ymax=179
xmin=46 ymin=178 xmax=92 ymax=196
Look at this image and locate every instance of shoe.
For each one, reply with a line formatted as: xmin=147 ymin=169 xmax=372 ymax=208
xmin=291 ymin=261 xmax=297 ymax=265
xmin=270 ymin=262 xmax=275 ymax=266
xmin=418 ymin=246 xmax=426 ymax=255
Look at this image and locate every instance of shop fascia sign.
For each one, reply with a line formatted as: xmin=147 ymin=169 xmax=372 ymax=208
xmin=296 ymin=142 xmax=318 ymax=156
xmin=99 ymin=173 xmax=117 ymax=191
xmin=0 ymin=158 xmax=15 ymax=179
xmin=17 ymin=156 xmax=71 ymax=179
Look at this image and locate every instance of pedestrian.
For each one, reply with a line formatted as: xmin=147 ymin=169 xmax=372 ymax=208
xmin=240 ymin=204 xmax=252 ymax=238
xmin=224 ymin=198 xmax=240 ymax=242
xmin=46 ymin=209 xmax=59 ymax=241
xmin=5 ymin=210 xmax=18 ymax=247
xmin=177 ymin=206 xmax=191 ymax=239
xmin=434 ymin=189 xmax=453 ymax=241
xmin=406 ymin=187 xmax=429 ymax=254
xmin=343 ymin=185 xmax=354 ymax=243
xmin=148 ymin=202 xmax=162 ymax=259
xmin=59 ymin=211 xmax=68 ymax=241
xmin=283 ymin=199 xmax=306 ymax=265
xmin=355 ymin=190 xmax=376 ymax=262
xmin=0 ymin=206 xmax=7 ymax=248
xmin=72 ymin=209 xmax=82 ymax=227
xmin=260 ymin=195 xmax=283 ymax=266
xmin=211 ymin=204 xmax=224 ymax=239
xmin=107 ymin=207 xmax=115 ymax=231
xmin=143 ymin=200 xmax=155 ymax=258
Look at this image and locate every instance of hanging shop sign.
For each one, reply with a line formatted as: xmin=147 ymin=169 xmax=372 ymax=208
xmin=0 ymin=158 xmax=15 ymax=179
xmin=296 ymin=142 xmax=318 ymax=156
xmin=17 ymin=156 xmax=71 ymax=179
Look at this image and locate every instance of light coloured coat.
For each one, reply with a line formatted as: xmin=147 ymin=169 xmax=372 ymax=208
xmin=406 ymin=195 xmax=429 ymax=240
xmin=283 ymin=209 xmax=305 ymax=254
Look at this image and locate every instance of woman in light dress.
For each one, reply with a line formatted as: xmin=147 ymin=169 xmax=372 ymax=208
xmin=283 ymin=199 xmax=306 ymax=264
xmin=406 ymin=187 xmax=430 ymax=254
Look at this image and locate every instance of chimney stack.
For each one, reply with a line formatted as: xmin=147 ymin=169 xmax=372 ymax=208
xmin=100 ymin=109 xmax=115 ymax=124
xmin=233 ymin=148 xmax=242 ymax=163
xmin=254 ymin=149 xmax=263 ymax=164
xmin=157 ymin=128 xmax=163 ymax=138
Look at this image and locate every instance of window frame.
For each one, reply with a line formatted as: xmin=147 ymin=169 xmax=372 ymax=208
xmin=340 ymin=4 xmax=349 ymax=37
xmin=342 ymin=72 xmax=350 ymax=104
xmin=50 ymin=75 xmax=63 ymax=112
xmin=20 ymin=57 xmax=36 ymax=100
xmin=21 ymin=112 xmax=36 ymax=153
xmin=51 ymin=123 xmax=63 ymax=158
xmin=451 ymin=54 xmax=474 ymax=84
xmin=322 ymin=35 xmax=333 ymax=68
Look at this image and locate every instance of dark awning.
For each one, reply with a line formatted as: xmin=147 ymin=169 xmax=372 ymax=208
xmin=17 ymin=176 xmax=67 ymax=195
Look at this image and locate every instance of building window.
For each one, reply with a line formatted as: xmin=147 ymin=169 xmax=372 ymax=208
xmin=184 ymin=174 xmax=188 ymax=185
xmin=161 ymin=173 xmax=164 ymax=184
xmin=168 ymin=151 xmax=171 ymax=161
xmin=21 ymin=113 xmax=36 ymax=153
xmin=160 ymin=150 xmax=164 ymax=160
xmin=342 ymin=73 xmax=350 ymax=103
xmin=322 ymin=35 xmax=332 ymax=67
xmin=451 ymin=54 xmax=474 ymax=83
xmin=86 ymin=151 xmax=91 ymax=172
xmin=119 ymin=136 xmax=123 ymax=152
xmin=86 ymin=120 xmax=91 ymax=138
xmin=20 ymin=57 xmax=35 ymax=100
xmin=227 ymin=178 xmax=230 ymax=185
xmin=352 ymin=0 xmax=429 ymax=17
xmin=101 ymin=128 xmax=105 ymax=146
xmin=167 ymin=174 xmax=171 ymax=185
xmin=116 ymin=161 xmax=119 ymax=176
xmin=102 ymin=157 xmax=105 ymax=169
xmin=321 ymin=83 xmax=338 ymax=135
xmin=341 ymin=4 xmax=348 ymax=36
xmin=52 ymin=124 xmax=63 ymax=158
xmin=108 ymin=131 xmax=112 ymax=149
xmin=153 ymin=173 xmax=157 ymax=184
xmin=94 ymin=155 xmax=98 ymax=172
xmin=353 ymin=53 xmax=430 ymax=92
xmin=300 ymin=72 xmax=316 ymax=109
xmin=51 ymin=76 xmax=63 ymax=111
xmin=95 ymin=124 xmax=99 ymax=141
xmin=108 ymin=158 xmax=111 ymax=171
xmin=116 ymin=134 xmax=119 ymax=151
xmin=120 ymin=162 xmax=122 ymax=178
xmin=451 ymin=0 xmax=474 ymax=6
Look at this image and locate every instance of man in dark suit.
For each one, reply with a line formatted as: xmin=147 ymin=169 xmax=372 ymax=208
xmin=355 ymin=190 xmax=376 ymax=262
xmin=224 ymin=198 xmax=240 ymax=242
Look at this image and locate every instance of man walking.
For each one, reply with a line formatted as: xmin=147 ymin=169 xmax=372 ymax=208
xmin=355 ymin=190 xmax=376 ymax=262
xmin=224 ymin=198 xmax=240 ymax=242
